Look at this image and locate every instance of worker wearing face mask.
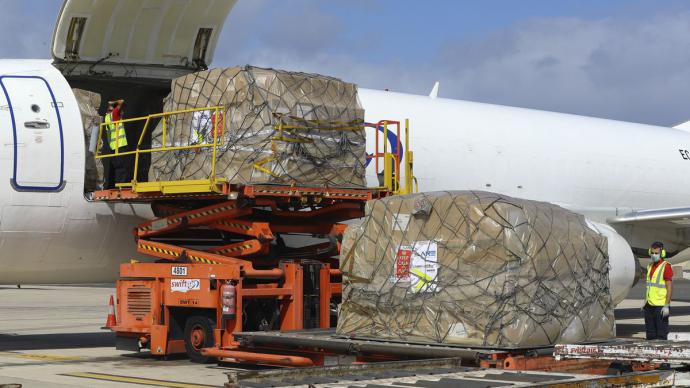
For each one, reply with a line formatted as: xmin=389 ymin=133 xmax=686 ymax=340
xmin=643 ymin=241 xmax=673 ymax=340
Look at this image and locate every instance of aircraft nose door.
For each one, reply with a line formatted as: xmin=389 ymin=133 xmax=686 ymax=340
xmin=0 ymin=76 xmax=65 ymax=191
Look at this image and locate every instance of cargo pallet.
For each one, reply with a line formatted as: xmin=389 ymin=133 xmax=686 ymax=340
xmin=97 ymin=109 xmax=416 ymax=364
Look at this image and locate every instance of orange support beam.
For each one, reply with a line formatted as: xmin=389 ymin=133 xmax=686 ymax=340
xmin=209 ymin=220 xmax=274 ymax=241
xmin=208 ymin=239 xmax=268 ymax=257
xmin=137 ymin=201 xmax=253 ymax=237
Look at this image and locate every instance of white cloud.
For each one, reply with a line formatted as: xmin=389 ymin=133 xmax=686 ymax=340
xmin=216 ymin=5 xmax=690 ymax=126
xmin=2 ymin=1 xmax=690 ymax=126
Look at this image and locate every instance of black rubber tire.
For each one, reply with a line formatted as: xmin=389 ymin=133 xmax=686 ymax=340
xmin=183 ymin=315 xmax=215 ymax=363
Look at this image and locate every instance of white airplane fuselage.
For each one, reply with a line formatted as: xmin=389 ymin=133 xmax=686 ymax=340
xmin=359 ymin=88 xmax=690 ymax=216
xmin=0 ymin=60 xmax=151 ymax=284
xmin=0 ymin=60 xmax=682 ymax=301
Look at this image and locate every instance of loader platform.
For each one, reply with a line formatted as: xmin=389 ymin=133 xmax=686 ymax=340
xmin=97 ymin=109 xmax=419 ymax=365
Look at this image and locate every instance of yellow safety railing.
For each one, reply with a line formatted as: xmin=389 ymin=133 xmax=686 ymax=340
xmin=252 ymin=114 xmax=366 ymax=179
xmin=95 ymin=106 xmax=226 ymax=194
xmin=95 ymin=107 xmax=417 ymax=196
xmin=370 ymin=119 xmax=418 ymax=195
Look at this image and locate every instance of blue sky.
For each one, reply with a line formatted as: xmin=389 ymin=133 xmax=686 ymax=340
xmin=2 ymin=0 xmax=690 ymax=126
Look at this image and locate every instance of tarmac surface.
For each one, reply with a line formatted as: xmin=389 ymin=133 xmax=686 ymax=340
xmin=1 ymin=280 xmax=689 ymax=387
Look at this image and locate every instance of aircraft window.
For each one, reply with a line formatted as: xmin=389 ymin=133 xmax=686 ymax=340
xmin=192 ymin=28 xmax=213 ymax=69
xmin=65 ymin=17 xmax=87 ymax=60
xmin=31 ymin=104 xmax=40 ymax=113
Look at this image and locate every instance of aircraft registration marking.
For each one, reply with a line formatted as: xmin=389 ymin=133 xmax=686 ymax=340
xmin=61 ymin=372 xmax=217 ymax=388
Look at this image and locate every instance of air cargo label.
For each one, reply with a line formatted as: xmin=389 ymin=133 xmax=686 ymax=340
xmin=394 ymin=246 xmax=412 ymax=282
xmin=392 ymin=241 xmax=439 ymax=293
xmin=410 ymin=241 xmax=439 ymax=293
xmin=170 ymin=279 xmax=201 ymax=293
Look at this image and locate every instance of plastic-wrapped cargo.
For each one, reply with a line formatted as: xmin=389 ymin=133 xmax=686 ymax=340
xmin=73 ymin=88 xmax=103 ymax=191
xmin=337 ymin=191 xmax=615 ymax=348
xmin=148 ymin=66 xmax=366 ymax=188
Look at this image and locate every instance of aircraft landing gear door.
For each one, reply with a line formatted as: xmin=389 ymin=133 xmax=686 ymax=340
xmin=0 ymin=76 xmax=65 ymax=192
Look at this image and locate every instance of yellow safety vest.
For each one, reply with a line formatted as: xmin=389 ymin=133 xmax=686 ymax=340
xmin=105 ymin=112 xmax=128 ymax=151
xmin=646 ymin=261 xmax=669 ymax=306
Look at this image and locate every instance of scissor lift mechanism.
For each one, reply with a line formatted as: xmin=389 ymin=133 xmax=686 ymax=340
xmin=94 ymin=107 xmax=418 ymax=364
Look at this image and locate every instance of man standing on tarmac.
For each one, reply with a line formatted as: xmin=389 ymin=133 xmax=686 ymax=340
xmin=644 ymin=241 xmax=673 ymax=340
xmin=103 ymin=99 xmax=130 ymax=189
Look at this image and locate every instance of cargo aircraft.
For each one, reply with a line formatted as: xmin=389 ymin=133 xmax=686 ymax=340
xmin=1 ymin=0 xmax=688 ymax=304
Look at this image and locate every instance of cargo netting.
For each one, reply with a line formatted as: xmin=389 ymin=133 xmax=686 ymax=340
xmin=73 ymin=88 xmax=103 ymax=192
xmin=337 ymin=191 xmax=615 ymax=347
xmin=148 ymin=66 xmax=366 ymax=188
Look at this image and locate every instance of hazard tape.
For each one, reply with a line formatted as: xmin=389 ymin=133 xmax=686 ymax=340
xmin=138 ymin=203 xmax=238 ymax=232
xmin=139 ymin=242 xmax=221 ymax=264
xmin=253 ymin=188 xmax=369 ymax=198
xmin=213 ymin=243 xmax=255 ymax=255
xmin=139 ymin=243 xmax=179 ymax=257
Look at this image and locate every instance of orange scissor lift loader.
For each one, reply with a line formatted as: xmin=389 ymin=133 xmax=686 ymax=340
xmin=93 ymin=108 xmax=415 ymax=365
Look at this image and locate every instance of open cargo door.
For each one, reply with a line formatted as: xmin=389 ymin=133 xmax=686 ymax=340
xmin=51 ymin=0 xmax=237 ymax=80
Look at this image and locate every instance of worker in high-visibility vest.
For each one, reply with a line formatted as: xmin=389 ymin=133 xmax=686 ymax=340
xmin=103 ymin=99 xmax=131 ymax=189
xmin=643 ymin=241 xmax=673 ymax=340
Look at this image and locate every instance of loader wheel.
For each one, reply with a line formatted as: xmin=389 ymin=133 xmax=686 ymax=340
xmin=184 ymin=316 xmax=215 ymax=363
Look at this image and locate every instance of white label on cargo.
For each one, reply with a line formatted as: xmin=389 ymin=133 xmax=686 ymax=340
xmin=170 ymin=279 xmax=200 ymax=293
xmin=448 ymin=322 xmax=468 ymax=338
xmin=410 ymin=241 xmax=439 ymax=293
xmin=392 ymin=214 xmax=410 ymax=231
xmin=171 ymin=266 xmax=188 ymax=276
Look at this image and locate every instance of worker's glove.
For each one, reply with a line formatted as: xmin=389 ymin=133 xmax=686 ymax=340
xmin=661 ymin=305 xmax=670 ymax=318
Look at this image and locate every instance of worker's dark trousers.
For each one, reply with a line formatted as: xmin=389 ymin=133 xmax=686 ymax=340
xmin=644 ymin=304 xmax=669 ymax=340
xmin=105 ymin=151 xmax=133 ymax=189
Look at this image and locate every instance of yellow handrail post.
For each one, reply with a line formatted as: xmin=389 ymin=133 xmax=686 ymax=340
xmin=404 ymin=118 xmax=411 ymax=195
xmin=162 ymin=116 xmax=167 ymax=148
xmin=132 ymin=117 xmax=151 ymax=185
xmin=384 ymin=153 xmax=393 ymax=193
xmin=210 ymin=107 xmax=219 ymax=182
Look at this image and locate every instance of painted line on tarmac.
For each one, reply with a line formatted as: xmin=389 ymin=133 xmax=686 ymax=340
xmin=0 ymin=351 xmax=82 ymax=361
xmin=62 ymin=372 xmax=219 ymax=388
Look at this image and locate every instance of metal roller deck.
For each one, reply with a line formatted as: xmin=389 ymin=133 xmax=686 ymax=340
xmin=224 ymin=357 xmax=676 ymax=388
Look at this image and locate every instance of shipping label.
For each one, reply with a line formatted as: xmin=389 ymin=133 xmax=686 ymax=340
xmin=410 ymin=241 xmax=439 ymax=293
xmin=391 ymin=241 xmax=439 ymax=293
xmin=392 ymin=214 xmax=410 ymax=231
xmin=394 ymin=246 xmax=412 ymax=282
